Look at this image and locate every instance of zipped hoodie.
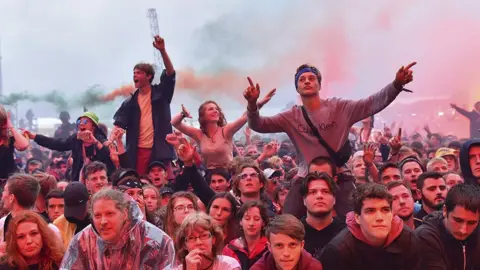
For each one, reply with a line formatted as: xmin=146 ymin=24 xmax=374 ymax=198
xmin=415 ymin=211 xmax=480 ymax=270
xmin=459 ymin=139 xmax=480 ymax=185
xmin=320 ymin=211 xmax=420 ymax=270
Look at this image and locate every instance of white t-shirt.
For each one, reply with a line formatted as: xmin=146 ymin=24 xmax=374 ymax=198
xmin=175 ymin=255 xmax=241 ymax=270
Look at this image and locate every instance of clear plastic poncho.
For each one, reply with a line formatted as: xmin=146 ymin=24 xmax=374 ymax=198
xmin=60 ymin=197 xmax=175 ymax=270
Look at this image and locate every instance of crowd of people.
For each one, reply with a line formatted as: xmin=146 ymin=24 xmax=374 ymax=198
xmin=0 ymin=35 xmax=478 ymax=270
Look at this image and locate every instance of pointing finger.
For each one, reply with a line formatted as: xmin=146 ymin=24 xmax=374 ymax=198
xmin=247 ymin=77 xmax=254 ymax=87
xmin=405 ymin=62 xmax=417 ymax=70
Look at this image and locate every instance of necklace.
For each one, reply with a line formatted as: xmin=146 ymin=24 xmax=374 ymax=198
xmin=206 ymin=126 xmax=219 ymax=143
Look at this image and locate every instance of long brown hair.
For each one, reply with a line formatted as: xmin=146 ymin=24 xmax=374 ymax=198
xmin=175 ymin=212 xmax=224 ymax=268
xmin=198 ymin=101 xmax=227 ymax=135
xmin=163 ymin=191 xmax=199 ymax=241
xmin=2 ymin=211 xmax=64 ymax=269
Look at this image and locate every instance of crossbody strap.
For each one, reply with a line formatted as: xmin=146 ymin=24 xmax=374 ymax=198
xmin=300 ymin=106 xmax=337 ymax=157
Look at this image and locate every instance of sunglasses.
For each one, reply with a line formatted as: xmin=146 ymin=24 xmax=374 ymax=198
xmin=76 ymin=119 xmax=89 ymax=126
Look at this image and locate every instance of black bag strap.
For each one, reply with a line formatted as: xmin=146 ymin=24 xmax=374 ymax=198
xmin=300 ymin=106 xmax=337 ymax=158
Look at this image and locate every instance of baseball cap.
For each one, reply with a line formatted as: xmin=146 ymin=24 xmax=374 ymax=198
xmin=160 ymin=187 xmax=174 ymax=196
xmin=148 ymin=161 xmax=166 ymax=172
xmin=64 ymin=182 xmax=89 ymax=221
xmin=264 ymin=168 xmax=282 ymax=180
xmin=435 ymin=148 xmax=456 ymax=158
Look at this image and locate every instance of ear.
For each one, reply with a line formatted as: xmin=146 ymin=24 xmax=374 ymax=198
xmin=442 ymin=206 xmax=447 ymax=218
xmin=333 ymin=176 xmax=338 ymax=183
xmin=303 ymin=197 xmax=307 ymax=207
xmin=301 ymin=240 xmax=305 ymax=249
xmin=211 ymin=235 xmax=216 ymax=246
xmin=267 ymin=241 xmax=272 ymax=252
xmin=354 ymin=213 xmax=361 ymax=225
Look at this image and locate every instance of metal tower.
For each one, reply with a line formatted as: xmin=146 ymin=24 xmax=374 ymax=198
xmin=147 ymin=8 xmax=164 ymax=83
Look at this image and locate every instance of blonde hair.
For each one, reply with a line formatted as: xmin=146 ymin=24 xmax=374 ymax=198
xmin=175 ymin=212 xmax=224 ymax=267
xmin=268 ymin=156 xmax=283 ymax=168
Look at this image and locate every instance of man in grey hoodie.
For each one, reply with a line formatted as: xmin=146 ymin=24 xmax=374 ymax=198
xmin=244 ymin=62 xmax=416 ymax=177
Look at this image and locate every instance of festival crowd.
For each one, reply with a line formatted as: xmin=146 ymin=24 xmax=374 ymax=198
xmin=0 ymin=36 xmax=479 ymax=270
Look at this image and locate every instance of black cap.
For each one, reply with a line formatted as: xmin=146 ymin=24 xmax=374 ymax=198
xmin=112 ymin=169 xmax=139 ymax=187
xmin=160 ymin=187 xmax=174 ymax=196
xmin=148 ymin=161 xmax=166 ymax=172
xmin=64 ymin=182 xmax=89 ymax=221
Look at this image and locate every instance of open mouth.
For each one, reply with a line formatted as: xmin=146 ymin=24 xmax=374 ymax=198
xmin=134 ymin=79 xmax=139 ymax=83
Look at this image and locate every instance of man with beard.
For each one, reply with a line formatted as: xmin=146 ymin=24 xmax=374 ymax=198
xmin=386 ymin=181 xmax=423 ymax=229
xmin=399 ymin=158 xmax=424 ymax=201
xmin=416 ymin=184 xmax=480 ymax=269
xmin=300 ymin=172 xmax=345 ymax=261
xmin=414 ymin=172 xmax=447 ymax=220
xmin=320 ymin=183 xmax=420 ymax=270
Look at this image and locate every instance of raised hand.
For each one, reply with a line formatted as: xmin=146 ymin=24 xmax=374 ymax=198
xmin=257 ymin=88 xmax=277 ymax=107
xmin=450 ymin=103 xmax=457 ymax=109
xmin=78 ymin=130 xmax=97 ymax=145
xmin=243 ymin=77 xmax=261 ymax=105
xmin=263 ymin=141 xmax=278 ymax=158
xmin=152 ymin=35 xmax=166 ymax=51
xmin=177 ymin=143 xmax=194 ymax=163
xmin=389 ymin=128 xmax=402 ymax=154
xmin=423 ymin=124 xmax=431 ymax=134
xmin=22 ymin=129 xmax=36 ymax=140
xmin=394 ymin=62 xmax=416 ymax=89
xmin=181 ymin=104 xmax=192 ymax=119
xmin=166 ymin=133 xmax=180 ymax=148
xmin=363 ymin=143 xmax=377 ymax=166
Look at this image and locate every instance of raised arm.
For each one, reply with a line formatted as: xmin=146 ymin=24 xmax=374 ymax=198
xmin=244 ymin=77 xmax=287 ymax=133
xmin=344 ymin=62 xmax=417 ymax=125
xmin=153 ymin=35 xmax=174 ymax=76
xmin=171 ymin=105 xmax=202 ymax=141
xmin=225 ymin=88 xmax=277 ymax=138
xmin=26 ymin=131 xmax=73 ymax=152
xmin=451 ymin=103 xmax=474 ymax=119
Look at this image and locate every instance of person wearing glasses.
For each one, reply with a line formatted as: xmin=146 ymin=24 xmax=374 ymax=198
xmin=174 ymin=212 xmax=241 ymax=270
xmin=232 ymin=162 xmax=276 ymax=216
xmin=163 ymin=191 xmax=200 ymax=241
xmin=23 ymin=112 xmax=115 ymax=182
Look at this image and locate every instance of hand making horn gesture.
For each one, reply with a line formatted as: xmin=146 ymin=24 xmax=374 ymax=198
xmin=394 ymin=62 xmax=417 ymax=90
xmin=244 ymin=77 xmax=276 ymax=110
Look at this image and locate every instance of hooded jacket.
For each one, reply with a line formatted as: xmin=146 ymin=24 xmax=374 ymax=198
xmin=250 ymin=249 xmax=323 ymax=270
xmin=34 ymin=128 xmax=115 ymax=182
xmin=460 ymin=139 xmax=480 ymax=185
xmin=415 ymin=211 xmax=480 ymax=270
xmin=320 ymin=211 xmax=421 ymax=270
xmin=222 ymin=236 xmax=268 ymax=270
xmin=60 ymin=199 xmax=175 ymax=270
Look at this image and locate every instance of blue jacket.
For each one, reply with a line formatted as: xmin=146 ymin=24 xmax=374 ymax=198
xmin=113 ymin=70 xmax=176 ymax=166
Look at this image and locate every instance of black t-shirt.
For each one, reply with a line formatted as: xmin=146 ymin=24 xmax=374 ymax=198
xmin=0 ymin=138 xmax=17 ymax=180
xmin=302 ymin=217 xmax=346 ymax=261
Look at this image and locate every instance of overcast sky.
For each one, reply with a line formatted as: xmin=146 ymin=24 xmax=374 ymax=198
xmin=1 ymin=0 xmax=479 ymax=122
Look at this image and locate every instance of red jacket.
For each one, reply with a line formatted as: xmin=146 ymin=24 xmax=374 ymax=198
xmin=222 ymin=236 xmax=268 ymax=269
xmin=250 ymin=249 xmax=323 ymax=270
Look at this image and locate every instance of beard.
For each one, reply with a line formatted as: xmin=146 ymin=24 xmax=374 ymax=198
xmin=423 ymin=196 xmax=444 ymax=211
xmin=308 ymin=208 xmax=333 ymax=219
xmin=397 ymin=211 xmax=414 ymax=221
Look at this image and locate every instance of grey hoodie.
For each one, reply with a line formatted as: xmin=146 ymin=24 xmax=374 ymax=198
xmin=247 ymin=83 xmax=403 ymax=177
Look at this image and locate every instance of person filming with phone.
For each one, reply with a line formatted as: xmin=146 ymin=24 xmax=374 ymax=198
xmin=23 ymin=112 xmax=115 ymax=182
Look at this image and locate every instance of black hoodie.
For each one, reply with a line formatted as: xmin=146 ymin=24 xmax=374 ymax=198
xmin=459 ymin=139 xmax=480 ymax=186
xmin=415 ymin=211 xmax=480 ymax=270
